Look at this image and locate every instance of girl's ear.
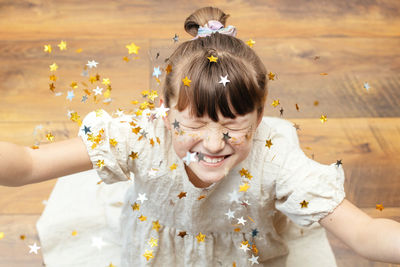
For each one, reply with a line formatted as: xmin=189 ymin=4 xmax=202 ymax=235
xmin=159 ymin=98 xmax=172 ymax=131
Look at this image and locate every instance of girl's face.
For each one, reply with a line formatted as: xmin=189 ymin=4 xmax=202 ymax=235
xmin=163 ymin=100 xmax=262 ymax=188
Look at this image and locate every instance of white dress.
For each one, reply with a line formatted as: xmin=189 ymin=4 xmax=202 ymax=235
xmin=36 ymin=110 xmax=345 ymax=266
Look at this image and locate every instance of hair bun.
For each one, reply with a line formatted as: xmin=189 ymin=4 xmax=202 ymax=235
xmin=184 ymin=6 xmax=230 ymax=37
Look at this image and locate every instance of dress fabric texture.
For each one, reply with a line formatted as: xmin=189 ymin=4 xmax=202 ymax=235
xmin=36 ymin=110 xmax=346 ymax=266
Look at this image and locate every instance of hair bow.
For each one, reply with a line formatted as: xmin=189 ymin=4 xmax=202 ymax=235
xmin=192 ymin=20 xmax=237 ymax=40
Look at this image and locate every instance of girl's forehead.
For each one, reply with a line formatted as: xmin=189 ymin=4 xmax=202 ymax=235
xmin=170 ymin=106 xmax=256 ymax=123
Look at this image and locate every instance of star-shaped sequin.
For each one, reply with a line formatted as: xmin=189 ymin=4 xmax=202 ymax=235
xmin=182 ymin=76 xmax=191 ymax=87
xmin=138 ymin=215 xmax=147 ymax=221
xmin=239 ymin=243 xmax=250 ymax=252
xmin=152 ymin=67 xmax=162 ymax=78
xmin=129 ymin=151 xmax=138 ymax=160
xmin=58 ymin=40 xmax=67 ymax=50
xmin=148 ymin=237 xmax=158 ymax=247
xmin=49 ymin=63 xmax=58 ymax=71
xmin=155 ymin=104 xmax=169 ymax=118
xmin=196 ymin=232 xmax=206 ymax=243
xmin=178 ymin=192 xmax=187 ymax=199
xmin=196 ymin=152 xmax=205 ymax=162
xmin=239 ymin=183 xmax=250 ymax=192
xmin=248 ymin=254 xmax=259 ymax=265
xmin=137 ymin=193 xmax=148 ymax=204
xmin=246 ymin=39 xmax=256 ymax=47
xmin=143 ymin=250 xmax=153 ymax=261
xmin=271 ymin=100 xmax=280 ymax=107
xmin=237 ymin=217 xmax=247 ymax=225
xmin=173 ymin=34 xmax=179 ymax=43
xmin=91 ymin=236 xmax=107 ymax=250
xmin=228 ymin=190 xmax=241 ymax=203
xmin=86 ymin=60 xmax=99 ymax=68
xmin=222 ymin=132 xmax=231 ymax=141
xmin=207 ymin=55 xmax=218 ymax=62
xmin=363 ymin=82 xmax=371 ymax=91
xmin=376 ymin=204 xmax=384 ymax=211
xmin=225 ymin=209 xmax=235 ymax=219
xmin=265 ymin=139 xmax=273 ymax=148
xmin=268 ymin=72 xmax=275 ymax=80
xmin=28 ymin=242 xmax=41 ymax=254
xmin=126 ymin=42 xmax=140 ymax=54
xmin=300 ymin=200 xmax=309 ymax=208
xmin=178 ymin=231 xmax=187 ymax=238
xmin=320 ymin=115 xmax=327 ymax=123
xmin=66 ymin=90 xmax=75 ymax=101
xmin=336 ymin=159 xmax=342 ymax=166
xmin=172 ymin=119 xmax=180 ymax=129
xmin=182 ymin=151 xmax=197 ymax=165
xmin=131 ymin=202 xmax=140 ymax=211
xmin=152 ymin=221 xmax=161 ymax=231
xmin=82 ymin=125 xmax=91 ymax=134
xmin=219 ymin=75 xmax=230 ymax=87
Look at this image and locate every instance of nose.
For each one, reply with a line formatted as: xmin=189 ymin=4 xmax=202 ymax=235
xmin=203 ymin=127 xmax=225 ymax=154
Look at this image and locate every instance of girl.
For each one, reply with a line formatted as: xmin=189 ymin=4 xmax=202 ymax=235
xmin=1 ymin=6 xmax=400 ymax=267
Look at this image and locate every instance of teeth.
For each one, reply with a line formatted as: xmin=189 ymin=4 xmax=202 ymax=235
xmin=203 ymin=155 xmax=225 ymax=163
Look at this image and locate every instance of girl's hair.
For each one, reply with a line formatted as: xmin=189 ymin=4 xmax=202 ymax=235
xmin=162 ymin=6 xmax=268 ymax=122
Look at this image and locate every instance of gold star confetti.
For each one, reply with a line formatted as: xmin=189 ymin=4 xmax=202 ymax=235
xmin=0 ymin=232 xmax=4 ymax=240
xmin=182 ymin=76 xmax=191 ymax=87
xmin=376 ymin=204 xmax=384 ymax=211
xmin=314 ymin=100 xmax=319 ymax=106
xmin=320 ymin=72 xmax=328 ymax=75
xmin=178 ymin=231 xmax=187 ymax=238
xmin=148 ymin=90 xmax=158 ymax=101
xmin=169 ymin=163 xmax=177 ymax=170
xmin=46 ymin=132 xmax=54 ymax=142
xmin=265 ymin=139 xmax=273 ymax=148
xmin=129 ymin=151 xmax=138 ymax=160
xmin=126 ymin=42 xmax=140 ymax=54
xmin=102 ymin=78 xmax=111 ymax=85
xmin=152 ymin=221 xmax=161 ymax=232
xmin=49 ymin=74 xmax=57 ymax=81
xmin=300 ymin=200 xmax=309 ymax=208
xmin=109 ymin=138 xmax=118 ymax=147
xmin=72 ymin=230 xmax=78 ymax=236
xmin=246 ymin=39 xmax=256 ymax=47
xmin=148 ymin=237 xmax=158 ymax=247
xmin=207 ymin=55 xmax=218 ymax=62
xmin=198 ymin=195 xmax=206 ymax=200
xmin=20 ymin=235 xmax=26 ymax=240
xmin=165 ymin=64 xmax=172 ymax=74
xmin=31 ymin=145 xmax=39 ymax=149
xmin=49 ymin=63 xmax=58 ymax=71
xmin=196 ymin=232 xmax=205 ymax=243
xmin=123 ymin=56 xmax=130 ymax=62
xmin=239 ymin=168 xmax=252 ymax=179
xmin=58 ymin=40 xmax=67 ymax=51
xmin=178 ymin=192 xmax=187 ymax=199
xmin=320 ymin=115 xmax=327 ymax=123
xmin=234 ymin=228 xmax=241 ymax=232
xmin=143 ymin=250 xmax=154 ymax=261
xmin=131 ymin=202 xmax=140 ymax=211
xmin=89 ymin=76 xmax=97 ymax=84
xmin=76 ymin=48 xmax=83 ymax=53
xmin=271 ymin=100 xmax=280 ymax=107
xmin=268 ymin=72 xmax=275 ymax=80
xmin=44 ymin=44 xmax=52 ymax=53
xmin=139 ymin=215 xmax=147 ymax=221
xmin=96 ymin=160 xmax=105 ymax=168
xmin=49 ymin=83 xmax=55 ymax=92
xmin=239 ymin=183 xmax=250 ymax=192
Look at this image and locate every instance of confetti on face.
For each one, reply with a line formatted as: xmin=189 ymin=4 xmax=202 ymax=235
xmin=222 ymin=132 xmax=231 ymax=141
xmin=182 ymin=151 xmax=197 ymax=165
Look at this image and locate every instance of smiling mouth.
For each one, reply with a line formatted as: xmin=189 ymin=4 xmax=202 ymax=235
xmin=195 ymin=152 xmax=231 ymax=163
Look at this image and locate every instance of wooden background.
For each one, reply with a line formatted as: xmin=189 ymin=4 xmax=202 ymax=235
xmin=0 ymin=0 xmax=399 ymax=266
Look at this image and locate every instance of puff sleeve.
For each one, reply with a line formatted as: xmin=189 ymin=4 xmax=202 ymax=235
xmin=78 ymin=109 xmax=133 ymax=184
xmin=274 ymin=133 xmax=346 ymax=228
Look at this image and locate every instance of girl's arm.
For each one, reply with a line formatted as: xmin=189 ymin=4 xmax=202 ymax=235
xmin=0 ymin=137 xmax=92 ymax=187
xmin=320 ymin=198 xmax=400 ymax=263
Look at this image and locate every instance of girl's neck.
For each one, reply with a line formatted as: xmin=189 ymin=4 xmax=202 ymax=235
xmin=184 ymin=165 xmax=213 ymax=188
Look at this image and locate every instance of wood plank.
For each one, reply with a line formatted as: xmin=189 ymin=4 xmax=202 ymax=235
xmin=1 ymin=37 xmax=400 ymax=121
xmin=0 ymin=1 xmax=400 ymax=40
